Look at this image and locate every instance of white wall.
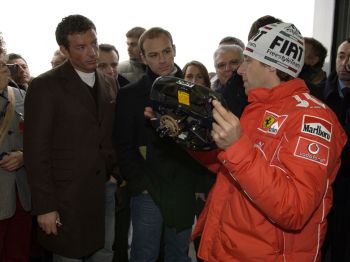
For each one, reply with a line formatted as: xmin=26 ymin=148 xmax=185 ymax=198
xmin=313 ymin=0 xmax=336 ymax=75
xmin=0 ymin=0 xmax=316 ymax=77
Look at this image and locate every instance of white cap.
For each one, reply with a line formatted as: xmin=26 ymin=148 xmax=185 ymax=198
xmin=244 ymin=22 xmax=304 ymax=78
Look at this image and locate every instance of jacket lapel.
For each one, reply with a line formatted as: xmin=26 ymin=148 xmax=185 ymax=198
xmin=58 ymin=61 xmax=98 ymax=118
xmin=96 ymin=70 xmax=116 ymax=123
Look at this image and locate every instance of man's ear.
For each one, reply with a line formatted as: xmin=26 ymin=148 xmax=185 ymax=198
xmin=173 ymin=44 xmax=176 ymax=57
xmin=59 ymin=45 xmax=69 ymax=58
xmin=310 ymin=56 xmax=319 ymax=66
xmin=140 ymin=52 xmax=147 ymax=65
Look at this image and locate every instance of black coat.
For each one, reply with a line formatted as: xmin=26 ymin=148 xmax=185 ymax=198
xmin=24 ymin=61 xmax=117 ymax=258
xmin=214 ymin=73 xmax=248 ymax=118
xmin=322 ymin=71 xmax=350 ymax=261
xmin=113 ymin=65 xmax=209 ymax=231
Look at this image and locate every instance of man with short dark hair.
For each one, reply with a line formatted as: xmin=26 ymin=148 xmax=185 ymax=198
xmin=247 ymin=15 xmax=282 ymax=40
xmin=113 ymin=27 xmax=205 ymax=262
xmin=7 ymin=53 xmax=33 ymax=90
xmin=24 ymin=14 xmax=118 ymax=262
xmin=191 ymin=22 xmax=346 ymax=261
xmin=117 ymin=27 xmax=146 ymax=83
xmin=299 ymin=37 xmax=327 ymax=85
xmin=97 ymin=43 xmax=131 ymax=262
xmin=322 ymin=38 xmax=350 ymax=262
xmin=98 ymin=43 xmax=129 ymax=88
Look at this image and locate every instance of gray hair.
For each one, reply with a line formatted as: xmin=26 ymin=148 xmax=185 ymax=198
xmin=213 ymin=44 xmax=243 ymax=62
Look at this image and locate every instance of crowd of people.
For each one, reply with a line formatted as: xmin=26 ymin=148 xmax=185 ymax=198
xmin=0 ymin=13 xmax=349 ymax=262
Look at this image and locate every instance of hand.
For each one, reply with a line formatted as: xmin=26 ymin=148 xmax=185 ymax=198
xmin=144 ymin=106 xmax=155 ymax=119
xmin=0 ymin=151 xmax=23 ymax=172
xmin=37 ymin=211 xmax=61 ymax=235
xmin=211 ymin=100 xmax=241 ymax=150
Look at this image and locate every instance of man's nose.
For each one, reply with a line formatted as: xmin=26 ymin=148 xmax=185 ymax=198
xmin=17 ymin=65 xmax=25 ymax=72
xmin=224 ymin=63 xmax=233 ymax=71
xmin=342 ymin=56 xmax=350 ymax=72
xmin=89 ymin=46 xmax=98 ymax=56
xmin=158 ymin=53 xmax=167 ymax=63
xmin=237 ymin=63 xmax=245 ymax=76
xmin=106 ymin=65 xmax=114 ymax=74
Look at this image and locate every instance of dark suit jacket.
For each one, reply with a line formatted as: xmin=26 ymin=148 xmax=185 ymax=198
xmin=113 ymin=66 xmax=211 ymax=232
xmin=24 ymin=61 xmax=117 ymax=258
xmin=214 ymin=72 xmax=248 ymax=118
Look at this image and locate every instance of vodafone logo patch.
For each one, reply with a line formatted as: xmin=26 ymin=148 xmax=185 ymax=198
xmin=294 ymin=136 xmax=329 ymax=166
xmin=301 ymin=115 xmax=332 ymax=142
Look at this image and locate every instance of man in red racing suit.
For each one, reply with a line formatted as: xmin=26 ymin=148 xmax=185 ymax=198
xmin=191 ymin=22 xmax=347 ymax=262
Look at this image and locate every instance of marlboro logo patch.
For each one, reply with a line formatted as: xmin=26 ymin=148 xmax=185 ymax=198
xmin=258 ymin=111 xmax=288 ymax=135
xmin=301 ymin=115 xmax=332 ymax=142
xmin=294 ymin=136 xmax=329 ymax=166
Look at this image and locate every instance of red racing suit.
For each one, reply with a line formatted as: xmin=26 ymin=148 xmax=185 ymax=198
xmin=191 ymin=78 xmax=347 ymax=261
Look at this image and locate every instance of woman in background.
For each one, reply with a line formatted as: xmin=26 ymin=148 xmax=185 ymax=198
xmin=182 ymin=60 xmax=214 ymax=262
xmin=182 ymin=60 xmax=210 ymax=88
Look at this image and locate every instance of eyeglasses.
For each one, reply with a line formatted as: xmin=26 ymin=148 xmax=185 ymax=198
xmin=7 ymin=64 xmax=20 ymax=74
xmin=215 ymin=60 xmax=241 ymax=71
xmin=0 ymin=62 xmax=19 ymax=70
xmin=346 ymin=63 xmax=350 ymax=72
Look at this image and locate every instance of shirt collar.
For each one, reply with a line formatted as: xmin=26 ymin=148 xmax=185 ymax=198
xmin=338 ymin=79 xmax=345 ymax=98
xmin=248 ymin=78 xmax=309 ymax=104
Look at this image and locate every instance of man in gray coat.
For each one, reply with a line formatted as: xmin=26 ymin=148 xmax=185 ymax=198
xmin=118 ymin=26 xmax=146 ymax=84
xmin=24 ymin=15 xmax=117 ymax=261
xmin=0 ymin=32 xmax=31 ymax=262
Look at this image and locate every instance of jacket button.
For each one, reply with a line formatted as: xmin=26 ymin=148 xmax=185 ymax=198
xmin=99 ymin=145 xmax=102 ymax=149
